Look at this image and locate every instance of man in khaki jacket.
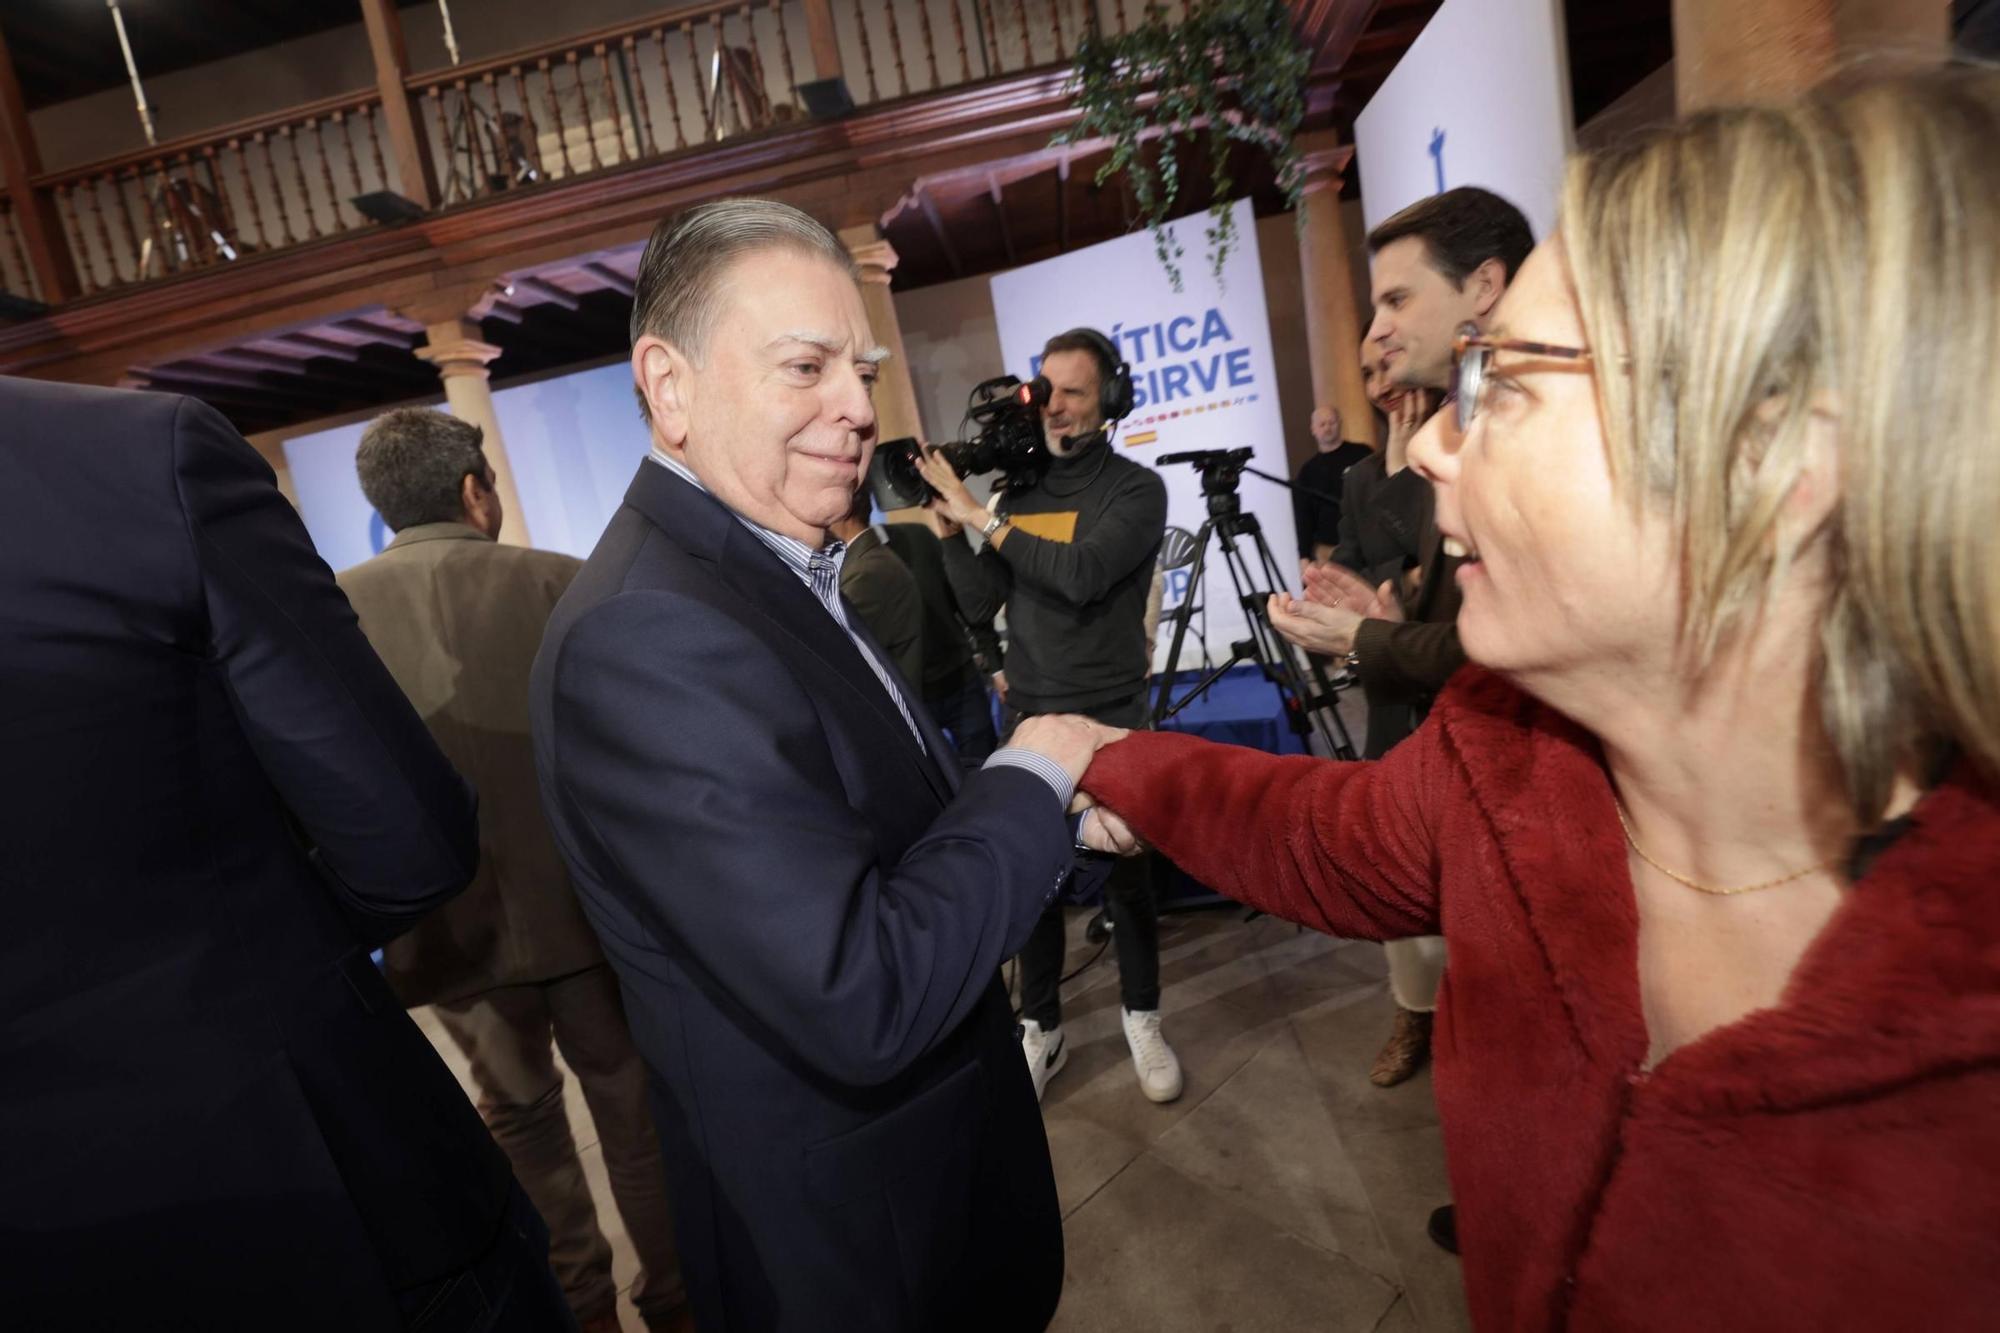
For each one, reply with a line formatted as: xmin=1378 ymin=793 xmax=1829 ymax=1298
xmin=338 ymin=407 xmax=684 ymax=1333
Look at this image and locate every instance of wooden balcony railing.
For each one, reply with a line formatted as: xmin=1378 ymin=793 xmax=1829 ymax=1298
xmin=31 ymin=90 xmax=395 ymax=297
xmin=4 ymin=0 xmax=1191 ymax=306
xmin=1 ymin=192 xmax=41 ymax=301
xmin=407 ymin=0 xmax=813 ymax=207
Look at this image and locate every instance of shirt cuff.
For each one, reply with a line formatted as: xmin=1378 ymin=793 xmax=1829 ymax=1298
xmin=983 ymin=747 xmax=1076 ymax=810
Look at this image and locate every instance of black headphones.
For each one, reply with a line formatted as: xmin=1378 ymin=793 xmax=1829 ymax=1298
xmin=1054 ymin=327 xmax=1135 ymax=424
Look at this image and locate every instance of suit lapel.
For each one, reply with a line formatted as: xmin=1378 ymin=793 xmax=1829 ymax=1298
xmin=623 ymin=460 xmax=954 ymax=806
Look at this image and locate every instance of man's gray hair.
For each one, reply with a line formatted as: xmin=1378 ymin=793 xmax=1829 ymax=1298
xmin=355 ymin=407 xmax=487 ymax=533
xmin=629 ymin=197 xmax=857 ymax=419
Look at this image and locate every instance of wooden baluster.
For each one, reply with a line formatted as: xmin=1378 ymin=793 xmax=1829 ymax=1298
xmin=974 ymin=1 xmax=998 ymax=77
xmin=850 ymin=0 xmax=881 ymax=103
xmin=250 ymin=136 xmax=295 ymax=245
xmin=708 ymin=14 xmax=733 ymax=130
xmin=303 ymin=122 xmax=340 ymax=234
xmin=133 ymin=167 xmax=172 ymax=275
xmin=99 ymin=173 xmax=139 ymax=281
xmin=1 ymin=199 xmax=32 ymax=293
xmin=322 ymin=116 xmax=361 ymax=226
xmin=539 ymin=59 xmax=573 ymax=176
xmin=52 ymin=187 xmax=91 ymax=293
xmin=84 ymin=176 xmax=122 ymax=285
xmin=199 ymin=147 xmax=241 ymax=258
xmin=622 ymin=37 xmax=657 ymax=156
xmin=454 ymin=81 xmax=490 ymax=193
xmin=770 ymin=0 xmax=799 ymax=108
xmin=946 ymin=0 xmax=970 ymax=82
xmin=224 ymin=142 xmax=268 ymax=252
xmin=1050 ymin=0 xmax=1067 ymax=62
xmin=594 ymin=44 xmax=630 ymax=162
xmin=489 ymin=74 xmax=519 ymax=186
xmin=1014 ymin=0 xmax=1033 ymax=70
xmin=564 ymin=53 xmax=605 ymax=171
xmin=480 ymin=75 xmax=506 ymax=187
xmin=882 ymin=1 xmax=909 ymax=96
xmin=426 ymin=87 xmax=456 ymax=198
xmin=654 ymin=28 xmax=688 ymax=150
xmin=509 ymin=65 xmax=551 ymax=176
xmin=1114 ymin=0 xmax=1129 ymax=35
xmin=78 ymin=179 xmax=114 ymax=288
xmin=913 ymin=0 xmax=941 ymax=89
xmin=360 ymin=104 xmax=390 ymax=192
xmin=740 ymin=6 xmax=771 ymax=127
xmin=682 ymin=22 xmax=717 ymax=142
xmin=280 ymin=126 xmax=322 ymax=239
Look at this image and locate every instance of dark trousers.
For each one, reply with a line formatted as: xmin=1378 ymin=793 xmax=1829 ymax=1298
xmin=399 ymin=1181 xmax=578 ymax=1333
xmin=1007 ymin=690 xmax=1160 ymax=1029
xmin=925 ymin=670 xmax=998 ymax=772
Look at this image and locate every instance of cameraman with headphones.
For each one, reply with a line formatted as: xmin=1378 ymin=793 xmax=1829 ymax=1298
xmin=917 ymin=328 xmax=1180 ymax=1106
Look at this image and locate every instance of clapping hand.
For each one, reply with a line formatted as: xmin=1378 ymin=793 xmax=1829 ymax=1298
xmin=1302 ymin=561 xmax=1402 ymax=623
xmin=1268 ymin=591 xmax=1364 ymax=658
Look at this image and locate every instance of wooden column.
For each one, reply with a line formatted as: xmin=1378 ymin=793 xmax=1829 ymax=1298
xmin=1673 ymin=0 xmax=1950 ymax=110
xmin=358 ymin=0 xmax=439 ymax=208
xmin=839 ymin=224 xmax=925 ymax=446
xmin=414 ymin=317 xmax=533 ymax=547
xmin=0 ymin=22 xmax=77 ymax=301
xmin=1295 ymin=133 xmax=1373 ymax=448
xmin=801 ymin=0 xmax=846 ymax=82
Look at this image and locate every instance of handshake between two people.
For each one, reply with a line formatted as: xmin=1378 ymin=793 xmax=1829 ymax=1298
xmin=1268 ymin=559 xmax=1409 ymax=660
xmin=1006 ymin=714 xmax=1147 ymax=858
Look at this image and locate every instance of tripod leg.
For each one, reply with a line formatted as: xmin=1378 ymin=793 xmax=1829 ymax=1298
xmin=1152 ymin=521 xmax=1214 ymax=726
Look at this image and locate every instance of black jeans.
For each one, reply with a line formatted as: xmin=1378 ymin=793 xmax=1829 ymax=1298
xmin=925 ymin=670 xmax=998 ymax=772
xmin=1007 ymin=690 xmax=1160 ymax=1029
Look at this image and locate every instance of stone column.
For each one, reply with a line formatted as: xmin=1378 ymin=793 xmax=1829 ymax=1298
xmin=414 ymin=317 xmax=532 ymax=547
xmin=1295 ymin=132 xmax=1373 ymax=451
xmin=839 ymin=224 xmax=926 ymax=446
xmin=1672 ymin=0 xmax=1949 ymax=110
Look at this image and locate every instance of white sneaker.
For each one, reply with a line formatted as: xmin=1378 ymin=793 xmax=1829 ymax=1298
xmin=1020 ymin=1019 xmax=1068 ymax=1102
xmin=1122 ymin=1008 xmax=1184 ymax=1103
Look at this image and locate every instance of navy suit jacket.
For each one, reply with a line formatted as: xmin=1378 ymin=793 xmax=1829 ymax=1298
xmin=0 ymin=380 xmax=509 ymax=1327
xmin=531 ymin=460 xmax=1068 ymax=1332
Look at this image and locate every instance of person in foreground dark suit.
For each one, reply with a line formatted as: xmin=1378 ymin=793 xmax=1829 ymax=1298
xmin=529 ymin=198 xmax=1099 ymax=1333
xmin=0 ymin=377 xmax=572 ymax=1330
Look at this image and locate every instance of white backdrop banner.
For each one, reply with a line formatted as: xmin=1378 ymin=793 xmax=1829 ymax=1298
xmin=1354 ymin=0 xmax=1573 ymax=241
xmin=987 ymin=198 xmax=1297 ymax=670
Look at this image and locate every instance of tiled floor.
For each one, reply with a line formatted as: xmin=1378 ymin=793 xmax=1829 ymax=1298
xmin=415 ymin=909 xmax=1471 ymax=1333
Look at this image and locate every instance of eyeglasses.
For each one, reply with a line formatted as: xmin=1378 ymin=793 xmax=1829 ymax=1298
xmin=1452 ymin=322 xmax=1592 ymax=433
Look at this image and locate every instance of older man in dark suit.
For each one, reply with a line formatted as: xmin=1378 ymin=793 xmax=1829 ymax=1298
xmin=531 ymin=198 xmax=1097 ymax=1333
xmin=339 ymin=407 xmax=684 ymax=1333
xmin=0 ymin=377 xmax=568 ymax=1329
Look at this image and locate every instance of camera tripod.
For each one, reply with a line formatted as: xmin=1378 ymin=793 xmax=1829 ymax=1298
xmin=1150 ymin=457 xmax=1358 ymax=762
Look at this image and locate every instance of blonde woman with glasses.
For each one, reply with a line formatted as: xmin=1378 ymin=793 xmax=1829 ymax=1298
xmin=1066 ymin=67 xmax=2000 ymax=1330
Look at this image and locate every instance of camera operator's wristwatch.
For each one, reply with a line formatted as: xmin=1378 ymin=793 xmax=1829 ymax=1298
xmin=980 ymin=512 xmax=1007 ymax=539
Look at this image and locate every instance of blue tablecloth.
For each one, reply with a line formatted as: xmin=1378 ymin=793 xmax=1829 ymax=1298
xmin=1151 ymin=664 xmax=1310 ymax=756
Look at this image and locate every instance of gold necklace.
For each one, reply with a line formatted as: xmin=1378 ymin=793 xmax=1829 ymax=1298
xmin=1612 ymin=800 xmax=1842 ymax=896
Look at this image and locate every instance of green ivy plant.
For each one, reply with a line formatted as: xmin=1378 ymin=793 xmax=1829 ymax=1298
xmin=1057 ymin=0 xmax=1311 ymax=290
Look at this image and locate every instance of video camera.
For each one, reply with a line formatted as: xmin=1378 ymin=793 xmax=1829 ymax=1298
xmin=870 ymin=374 xmax=1053 ymax=510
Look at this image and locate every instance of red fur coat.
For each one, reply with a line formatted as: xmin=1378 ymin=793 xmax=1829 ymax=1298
xmin=1081 ymin=669 xmax=2000 ymax=1331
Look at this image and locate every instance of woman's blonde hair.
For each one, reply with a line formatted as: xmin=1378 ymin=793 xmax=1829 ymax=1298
xmin=1560 ymin=65 xmax=2000 ymax=824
